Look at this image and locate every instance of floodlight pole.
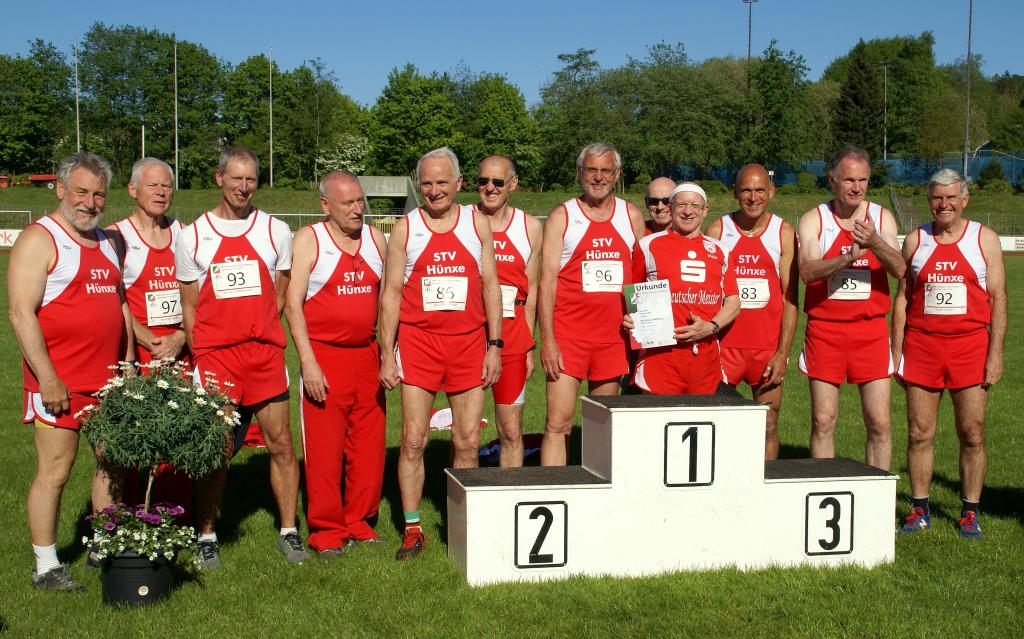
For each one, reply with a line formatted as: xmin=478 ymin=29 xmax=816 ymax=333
xmin=174 ymin=40 xmax=179 ymax=189
xmin=269 ymin=47 xmax=274 ymax=188
xmin=743 ymin=0 xmax=759 ymax=94
xmin=74 ymin=43 xmax=81 ymax=153
xmin=962 ymin=0 xmax=973 ymax=177
xmin=881 ymin=61 xmax=890 ymax=161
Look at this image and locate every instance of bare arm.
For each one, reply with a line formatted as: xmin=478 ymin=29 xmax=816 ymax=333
xmin=284 ymin=227 xmax=327 ymax=402
xmin=378 ymin=218 xmax=408 ymax=390
xmin=981 ymin=227 xmax=1006 ymax=388
xmin=538 ymin=206 xmax=567 ymax=380
xmin=856 ymin=208 xmax=905 ymax=279
xmin=626 ymin=201 xmax=646 ymax=244
xmin=523 ymin=214 xmax=543 ymax=379
xmin=7 ymin=225 xmax=68 ymax=414
xmin=178 ymin=280 xmax=198 ymax=351
xmin=890 ymin=230 xmax=918 ymax=378
xmin=476 ymin=212 xmax=503 ymax=388
xmin=797 ymin=207 xmax=864 ymax=283
xmin=763 ymin=221 xmax=799 ymax=387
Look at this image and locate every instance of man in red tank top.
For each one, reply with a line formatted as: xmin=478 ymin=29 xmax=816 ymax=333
xmin=891 ymin=169 xmax=1006 ymax=539
xmin=379 ymin=148 xmax=503 ymax=560
xmin=475 ymin=155 xmax=542 ymax=467
xmin=285 ymin=171 xmax=388 ymax=555
xmin=796 ymin=146 xmax=905 ymax=470
xmin=9 ymin=153 xmax=133 ymax=591
xmin=539 ymin=143 xmax=646 ymax=466
xmin=177 ymin=147 xmax=310 ymax=567
xmin=706 ymin=164 xmax=798 ymax=460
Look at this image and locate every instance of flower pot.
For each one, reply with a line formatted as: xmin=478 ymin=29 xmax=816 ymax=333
xmin=100 ymin=552 xmax=173 ymax=607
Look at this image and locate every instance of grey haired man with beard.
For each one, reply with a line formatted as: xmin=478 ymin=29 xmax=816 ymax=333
xmin=8 ymin=153 xmax=134 ymax=591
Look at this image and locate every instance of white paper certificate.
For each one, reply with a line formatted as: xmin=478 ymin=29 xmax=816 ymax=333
xmin=625 ymin=280 xmax=676 ymax=350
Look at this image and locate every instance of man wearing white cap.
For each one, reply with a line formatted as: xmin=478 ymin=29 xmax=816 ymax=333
xmin=626 ymin=182 xmax=740 ymax=394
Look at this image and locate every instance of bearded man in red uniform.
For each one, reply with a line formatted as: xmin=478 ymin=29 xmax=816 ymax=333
xmin=538 ymin=143 xmax=646 ymax=466
xmin=706 ymin=164 xmax=798 ymax=459
xmin=378 ymin=147 xmax=503 ymax=560
xmin=10 ymin=153 xmax=133 ymax=591
xmin=176 ymin=147 xmax=310 ymax=567
xmin=286 ymin=171 xmax=388 ymax=556
xmin=625 ymin=183 xmax=740 ymax=394
xmin=892 ymin=169 xmax=1006 ymax=539
xmin=797 ymin=146 xmax=905 ymax=470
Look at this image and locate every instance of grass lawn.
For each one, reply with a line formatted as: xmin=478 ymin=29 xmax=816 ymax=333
xmin=0 ymin=250 xmax=1021 ymax=637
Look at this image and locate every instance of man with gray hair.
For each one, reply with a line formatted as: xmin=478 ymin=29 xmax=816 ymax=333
xmin=378 ymin=147 xmax=502 ymax=560
xmin=796 ymin=145 xmax=904 ymax=470
xmin=538 ymin=142 xmax=646 ymax=466
xmin=176 ymin=146 xmax=310 ymax=567
xmin=8 ymin=152 xmax=133 ymax=590
xmin=892 ymin=168 xmax=1006 ymax=539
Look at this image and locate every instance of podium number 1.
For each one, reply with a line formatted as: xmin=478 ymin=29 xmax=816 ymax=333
xmin=515 ymin=502 xmax=567 ymax=569
xmin=805 ymin=492 xmax=854 ymax=555
xmin=664 ymin=422 xmax=715 ymax=486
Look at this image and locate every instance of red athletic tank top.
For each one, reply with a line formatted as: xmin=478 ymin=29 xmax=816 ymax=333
xmin=114 ymin=217 xmax=183 ymax=337
xmin=491 ymin=208 xmax=534 ymax=354
xmin=906 ymin=220 xmax=990 ymax=335
xmin=714 ymin=213 xmax=784 ymax=350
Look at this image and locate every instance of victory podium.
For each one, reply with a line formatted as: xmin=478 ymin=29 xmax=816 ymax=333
xmin=446 ymin=394 xmax=896 ymax=586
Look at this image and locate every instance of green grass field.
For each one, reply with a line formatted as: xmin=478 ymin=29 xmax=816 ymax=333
xmin=0 ymin=248 xmax=1022 ymax=637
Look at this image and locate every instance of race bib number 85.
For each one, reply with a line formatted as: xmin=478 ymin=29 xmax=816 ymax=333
xmin=422 ymin=276 xmax=468 ymax=311
xmin=827 ymin=269 xmax=871 ymax=301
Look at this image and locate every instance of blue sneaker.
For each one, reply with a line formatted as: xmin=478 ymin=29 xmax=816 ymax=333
xmin=958 ymin=510 xmax=983 ymax=540
xmin=898 ymin=506 xmax=931 ymax=535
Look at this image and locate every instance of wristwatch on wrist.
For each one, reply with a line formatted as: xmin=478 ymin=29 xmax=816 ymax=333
xmin=709 ymin=320 xmax=720 ymax=335
xmin=487 ymin=339 xmax=504 ymax=349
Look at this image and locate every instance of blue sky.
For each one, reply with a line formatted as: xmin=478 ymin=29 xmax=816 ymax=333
xmin=3 ymin=0 xmax=1021 ymax=107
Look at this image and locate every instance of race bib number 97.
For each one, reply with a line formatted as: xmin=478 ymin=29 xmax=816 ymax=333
xmin=211 ymin=261 xmax=262 ymax=299
xmin=827 ymin=269 xmax=871 ymax=301
xmin=582 ymin=260 xmax=623 ymax=293
xmin=422 ymin=276 xmax=468 ymax=311
xmin=924 ymin=282 xmax=967 ymax=315
xmin=145 ymin=289 xmax=182 ymax=326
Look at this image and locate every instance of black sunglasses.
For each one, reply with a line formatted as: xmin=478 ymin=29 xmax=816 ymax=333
xmin=477 ymin=176 xmax=512 ymax=188
xmin=645 ymin=196 xmax=671 ymax=207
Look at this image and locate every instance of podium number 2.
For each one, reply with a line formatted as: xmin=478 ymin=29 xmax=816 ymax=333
xmin=805 ymin=492 xmax=854 ymax=555
xmin=664 ymin=422 xmax=715 ymax=486
xmin=515 ymin=502 xmax=567 ymax=569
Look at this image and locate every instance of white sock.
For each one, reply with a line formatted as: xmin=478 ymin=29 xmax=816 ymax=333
xmin=198 ymin=532 xmax=217 ymax=543
xmin=280 ymin=527 xmax=297 ymax=537
xmin=33 ymin=544 xmax=60 ymax=574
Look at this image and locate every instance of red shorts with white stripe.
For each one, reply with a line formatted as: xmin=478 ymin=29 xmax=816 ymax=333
xmin=720 ymin=346 xmax=775 ymax=387
xmin=23 ymin=390 xmax=96 ymax=430
xmin=396 ymin=324 xmax=485 ymax=393
xmin=556 ymin=336 xmax=628 ymax=381
xmin=799 ymin=317 xmax=892 ymax=384
xmin=492 ymin=350 xmax=529 ymax=405
xmin=634 ymin=341 xmax=724 ymax=395
xmin=194 ymin=341 xmax=288 ymax=407
xmin=898 ymin=328 xmax=988 ymax=389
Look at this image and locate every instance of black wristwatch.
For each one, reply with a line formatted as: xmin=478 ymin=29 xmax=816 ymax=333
xmin=487 ymin=339 xmax=504 ymax=349
xmin=709 ymin=320 xmax=720 ymax=335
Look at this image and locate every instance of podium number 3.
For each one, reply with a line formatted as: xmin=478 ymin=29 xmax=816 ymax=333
xmin=805 ymin=492 xmax=854 ymax=555
xmin=515 ymin=501 xmax=568 ymax=568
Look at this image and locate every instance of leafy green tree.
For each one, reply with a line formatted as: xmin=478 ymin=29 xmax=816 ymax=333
xmin=833 ymin=40 xmax=884 ymax=158
xmin=0 ymin=40 xmax=72 ymax=173
xmin=746 ymin=41 xmax=818 ymax=168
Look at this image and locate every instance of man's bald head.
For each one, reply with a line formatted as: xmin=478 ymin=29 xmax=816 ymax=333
xmin=646 ymin=177 xmax=676 ymax=200
xmin=732 ymin=163 xmax=775 ymax=221
xmin=644 ymin=177 xmax=676 ymax=231
xmin=734 ymin=164 xmax=770 ymax=186
xmin=320 ymin=171 xmax=360 ymax=197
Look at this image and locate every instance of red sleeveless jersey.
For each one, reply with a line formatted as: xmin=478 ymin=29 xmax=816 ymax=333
xmin=906 ymin=220 xmax=990 ymax=335
xmin=400 ymin=206 xmax=485 ymax=335
xmin=491 ymin=208 xmax=534 ymax=354
xmin=713 ymin=213 xmax=784 ymax=350
xmin=114 ymin=217 xmax=183 ymax=337
xmin=555 ymin=198 xmax=636 ymax=343
xmin=302 ymin=221 xmax=383 ymax=346
xmin=175 ymin=210 xmax=289 ymax=356
xmin=633 ymin=229 xmax=737 ymax=329
xmin=803 ymin=202 xmax=890 ymax=321
xmin=23 ymin=216 xmax=124 ymax=392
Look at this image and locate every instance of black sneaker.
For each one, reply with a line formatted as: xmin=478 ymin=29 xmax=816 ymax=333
xmin=276 ymin=532 xmax=312 ymax=564
xmin=196 ymin=540 xmax=221 ymax=569
xmin=32 ymin=564 xmax=83 ymax=592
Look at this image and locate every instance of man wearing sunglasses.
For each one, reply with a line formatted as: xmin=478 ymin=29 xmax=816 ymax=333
xmin=378 ymin=147 xmax=502 ymax=560
xmin=706 ymin=164 xmax=798 ymax=460
xmin=539 ymin=143 xmax=646 ymax=466
xmin=644 ymin=177 xmax=676 ymax=235
xmin=285 ymin=171 xmax=388 ymax=556
xmin=474 ymin=155 xmax=542 ymax=468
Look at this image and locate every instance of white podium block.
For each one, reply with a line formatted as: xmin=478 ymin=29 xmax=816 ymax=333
xmin=446 ymin=394 xmax=896 ymax=586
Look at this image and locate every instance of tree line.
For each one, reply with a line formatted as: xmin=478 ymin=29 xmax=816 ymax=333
xmin=2 ymin=24 xmax=1022 ymax=189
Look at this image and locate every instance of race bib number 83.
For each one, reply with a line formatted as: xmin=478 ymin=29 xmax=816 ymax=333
xmin=736 ymin=277 xmax=770 ymax=309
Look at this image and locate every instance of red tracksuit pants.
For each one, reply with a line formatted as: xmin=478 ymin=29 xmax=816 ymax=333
xmin=301 ymin=341 xmax=386 ymax=551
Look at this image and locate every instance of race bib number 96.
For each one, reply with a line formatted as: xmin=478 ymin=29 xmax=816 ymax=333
xmin=827 ymin=269 xmax=871 ymax=301
xmin=582 ymin=260 xmax=623 ymax=293
xmin=211 ymin=261 xmax=262 ymax=299
xmin=422 ymin=276 xmax=468 ymax=311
